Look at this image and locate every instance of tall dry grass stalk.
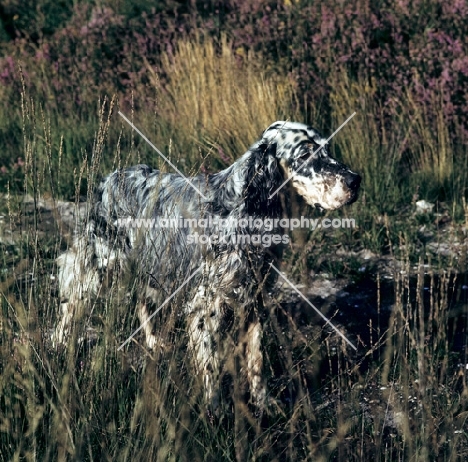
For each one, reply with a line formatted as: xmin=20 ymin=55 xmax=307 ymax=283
xmin=146 ymin=34 xmax=301 ymax=164
xmin=404 ymin=89 xmax=454 ymax=184
xmin=329 ymin=71 xmax=409 ymax=205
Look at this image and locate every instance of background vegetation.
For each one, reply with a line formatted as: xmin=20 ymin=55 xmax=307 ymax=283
xmin=0 ymin=0 xmax=467 ymax=460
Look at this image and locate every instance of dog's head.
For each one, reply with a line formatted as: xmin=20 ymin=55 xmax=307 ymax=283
xmin=261 ymin=121 xmax=361 ymax=210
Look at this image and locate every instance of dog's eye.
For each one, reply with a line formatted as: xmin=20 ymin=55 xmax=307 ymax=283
xmin=298 ymin=151 xmax=312 ymax=161
xmin=298 ymin=143 xmax=321 ymax=159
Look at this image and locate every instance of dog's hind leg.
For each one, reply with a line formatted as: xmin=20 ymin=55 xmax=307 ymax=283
xmin=52 ymin=228 xmax=117 ymax=347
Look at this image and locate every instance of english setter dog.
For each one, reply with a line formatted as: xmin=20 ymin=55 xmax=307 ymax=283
xmin=52 ymin=121 xmax=360 ymax=407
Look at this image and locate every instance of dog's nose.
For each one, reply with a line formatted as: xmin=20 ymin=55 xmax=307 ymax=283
xmin=344 ymin=172 xmax=361 ymax=190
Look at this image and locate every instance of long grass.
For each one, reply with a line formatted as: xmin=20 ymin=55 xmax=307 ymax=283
xmin=0 ymin=33 xmax=467 ymax=461
xmin=141 ymin=33 xmax=302 ymax=174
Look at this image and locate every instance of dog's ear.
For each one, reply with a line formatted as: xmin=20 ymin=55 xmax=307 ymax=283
xmin=244 ymin=143 xmax=283 ymax=215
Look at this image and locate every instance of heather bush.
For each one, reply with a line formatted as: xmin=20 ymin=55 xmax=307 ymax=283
xmin=0 ymin=0 xmax=74 ymax=42
xmin=218 ymin=0 xmax=468 ymax=130
xmin=2 ymin=0 xmax=467 ymax=126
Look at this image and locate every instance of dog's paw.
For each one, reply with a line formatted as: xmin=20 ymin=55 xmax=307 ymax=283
xmin=145 ymin=333 xmax=166 ymax=351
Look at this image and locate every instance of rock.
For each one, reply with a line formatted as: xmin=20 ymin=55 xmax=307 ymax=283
xmin=415 ymin=200 xmax=434 ymax=214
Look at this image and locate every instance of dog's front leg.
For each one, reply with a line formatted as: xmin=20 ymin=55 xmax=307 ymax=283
xmin=244 ymin=318 xmax=266 ymax=407
xmin=186 ymin=286 xmax=222 ymax=409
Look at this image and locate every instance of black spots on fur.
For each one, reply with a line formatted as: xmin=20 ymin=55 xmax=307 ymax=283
xmin=244 ymin=147 xmax=283 ymax=216
xmin=111 ymin=174 xmax=121 ymax=189
xmin=265 ymin=143 xmax=277 ymax=157
xmin=281 ymin=132 xmax=287 ymax=140
xmin=293 ymin=135 xmax=301 ymax=143
xmin=124 ymin=235 xmax=133 ymax=250
xmin=142 ymin=188 xmax=150 ymax=201
xmin=198 ymin=317 xmax=205 ymax=330
xmin=127 ymin=164 xmax=153 ymax=177
xmin=309 ymin=155 xmax=350 ymax=176
xmin=221 ymin=306 xmax=234 ymax=332
xmin=141 ymin=166 xmax=153 ymax=177
xmin=284 ymin=143 xmax=292 ymax=150
xmin=139 ymin=180 xmax=148 ymax=202
xmin=211 ymin=336 xmax=218 ymax=350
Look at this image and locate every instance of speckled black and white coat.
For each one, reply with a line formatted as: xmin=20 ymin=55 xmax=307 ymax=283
xmin=52 ymin=121 xmax=361 ymax=407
